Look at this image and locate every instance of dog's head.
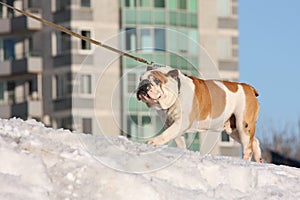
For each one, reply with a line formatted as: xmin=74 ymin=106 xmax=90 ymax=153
xmin=137 ymin=66 xmax=180 ymax=110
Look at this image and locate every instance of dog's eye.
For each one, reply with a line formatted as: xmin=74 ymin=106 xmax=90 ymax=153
xmin=154 ymin=78 xmax=161 ymax=84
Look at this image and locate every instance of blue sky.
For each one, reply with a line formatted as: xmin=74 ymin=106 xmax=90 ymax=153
xmin=239 ymin=0 xmax=300 ymax=134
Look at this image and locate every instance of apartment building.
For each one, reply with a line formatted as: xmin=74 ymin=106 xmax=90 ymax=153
xmin=0 ymin=0 xmax=240 ymax=157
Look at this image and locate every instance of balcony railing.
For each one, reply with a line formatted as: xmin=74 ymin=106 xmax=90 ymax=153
xmin=0 ymin=52 xmax=42 ymax=76
xmin=0 ymin=7 xmax=42 ymax=34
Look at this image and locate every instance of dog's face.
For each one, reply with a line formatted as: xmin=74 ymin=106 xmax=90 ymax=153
xmin=137 ymin=66 xmax=180 ymax=110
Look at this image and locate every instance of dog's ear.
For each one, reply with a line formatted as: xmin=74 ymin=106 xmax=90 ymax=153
xmin=167 ymin=69 xmax=179 ymax=78
xmin=147 ymin=66 xmax=153 ymax=71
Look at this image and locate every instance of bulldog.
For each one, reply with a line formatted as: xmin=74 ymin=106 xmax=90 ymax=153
xmin=137 ymin=66 xmax=262 ymax=162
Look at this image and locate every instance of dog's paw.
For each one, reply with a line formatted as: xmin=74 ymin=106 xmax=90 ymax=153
xmin=147 ymin=136 xmax=166 ymax=147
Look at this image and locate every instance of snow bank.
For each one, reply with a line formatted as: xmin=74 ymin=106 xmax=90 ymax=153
xmin=0 ymin=118 xmax=299 ymax=200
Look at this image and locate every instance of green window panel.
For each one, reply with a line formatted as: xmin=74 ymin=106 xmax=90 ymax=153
xmin=154 ymin=29 xmax=166 ymax=51
xmin=178 ymin=56 xmax=188 ymax=69
xmin=127 ymin=97 xmax=149 ymax=112
xmin=178 ymin=29 xmax=188 ymax=53
xmin=153 ymin=10 xmax=166 ymax=24
xmin=128 ymin=97 xmax=138 ymax=111
xmin=169 ymin=11 xmax=177 ymax=25
xmin=186 ymin=132 xmax=200 ymax=151
xmin=186 ymin=59 xmax=198 ymax=73
xmin=127 ymin=73 xmax=137 ymax=93
xmin=140 ymin=29 xmax=152 ymax=50
xmin=154 ymin=53 xmax=166 ymax=64
xmin=188 ymin=0 xmax=197 ymax=12
xmin=189 ymin=56 xmax=199 ymax=70
xmin=170 ymin=54 xmax=178 ymax=67
xmin=125 ymin=9 xmax=137 ymax=24
xmin=168 ymin=30 xmax=178 ymax=53
xmin=178 ymin=0 xmax=187 ymax=9
xmin=125 ymin=28 xmax=137 ymax=50
xmin=168 ymin=0 xmax=177 ymax=10
xmin=138 ymin=10 xmax=152 ymax=24
xmin=190 ymin=13 xmax=198 ymax=27
xmin=124 ymin=56 xmax=138 ymax=68
xmin=188 ymin=29 xmax=198 ymax=55
xmin=127 ymin=115 xmax=138 ymax=139
xmin=154 ymin=0 xmax=165 ymax=8
xmin=179 ymin=12 xmax=187 ymax=26
xmin=140 ymin=102 xmax=150 ymax=111
xmin=140 ymin=0 xmax=151 ymax=7
xmin=125 ymin=0 xmax=136 ymax=7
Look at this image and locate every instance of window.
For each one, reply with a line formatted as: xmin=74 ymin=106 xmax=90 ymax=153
xmin=81 ymin=0 xmax=91 ymax=7
xmin=218 ymin=37 xmax=232 ymax=59
xmin=178 ymin=29 xmax=188 ymax=53
xmin=138 ymin=10 xmax=151 ymax=24
xmin=0 ymin=38 xmax=3 ymax=61
xmin=185 ymin=132 xmax=200 ymax=151
xmin=80 ymin=74 xmax=92 ymax=94
xmin=127 ymin=114 xmax=158 ymax=141
xmin=140 ymin=29 xmax=152 ymax=51
xmin=221 ymin=131 xmax=230 ymax=142
xmin=188 ymin=0 xmax=197 ymax=12
xmin=56 ymin=117 xmax=73 ymax=130
xmin=140 ymin=0 xmax=150 ymax=7
xmin=153 ymin=10 xmax=165 ymax=24
xmin=127 ymin=73 xmax=137 ymax=93
xmin=55 ymin=0 xmax=69 ymax=11
xmin=0 ymin=0 xmax=14 ymax=18
xmin=0 ymin=82 xmax=6 ymax=104
xmin=168 ymin=0 xmax=191 ymax=10
xmin=81 ymin=30 xmax=91 ymax=50
xmin=154 ymin=29 xmax=165 ymax=51
xmin=27 ymin=77 xmax=38 ymax=100
xmin=168 ymin=0 xmax=177 ymax=10
xmin=125 ymin=28 xmax=137 ymax=51
xmin=0 ymin=3 xmax=3 ymax=18
xmin=82 ymin=118 xmax=92 ymax=134
xmin=125 ymin=9 xmax=136 ymax=24
xmin=125 ymin=0 xmax=136 ymax=7
xmin=3 ymin=39 xmax=15 ymax=60
xmin=154 ymin=0 xmax=165 ymax=8
xmin=188 ymin=29 xmax=198 ymax=55
xmin=178 ymin=0 xmax=187 ymax=9
xmin=218 ymin=0 xmax=232 ymax=17
xmin=54 ymin=73 xmax=72 ymax=99
xmin=53 ymin=31 xmax=70 ymax=56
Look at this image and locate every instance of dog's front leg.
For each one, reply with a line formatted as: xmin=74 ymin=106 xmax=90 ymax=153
xmin=147 ymin=120 xmax=186 ymax=147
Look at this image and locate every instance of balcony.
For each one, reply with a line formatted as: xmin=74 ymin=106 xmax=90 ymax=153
xmin=0 ymin=92 xmax=42 ymax=119
xmin=0 ymin=8 xmax=42 ymax=35
xmin=0 ymin=101 xmax=42 ymax=119
xmin=0 ymin=55 xmax=42 ymax=76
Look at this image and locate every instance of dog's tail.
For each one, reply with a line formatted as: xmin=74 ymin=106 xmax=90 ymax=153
xmin=241 ymin=83 xmax=259 ymax=97
xmin=252 ymin=87 xmax=259 ymax=97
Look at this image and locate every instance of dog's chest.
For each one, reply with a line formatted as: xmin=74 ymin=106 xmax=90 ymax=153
xmin=163 ymin=99 xmax=181 ymax=126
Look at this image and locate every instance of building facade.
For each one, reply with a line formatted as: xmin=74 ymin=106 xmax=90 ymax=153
xmin=0 ymin=0 xmax=240 ymax=157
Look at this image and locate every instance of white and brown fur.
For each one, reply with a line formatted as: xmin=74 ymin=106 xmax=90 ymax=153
xmin=137 ymin=66 xmax=262 ymax=162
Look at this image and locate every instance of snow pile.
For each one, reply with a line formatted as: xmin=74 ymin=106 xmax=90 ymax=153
xmin=0 ymin=118 xmax=300 ymax=200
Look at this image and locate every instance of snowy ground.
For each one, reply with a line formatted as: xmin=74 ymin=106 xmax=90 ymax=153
xmin=0 ymin=118 xmax=300 ymax=200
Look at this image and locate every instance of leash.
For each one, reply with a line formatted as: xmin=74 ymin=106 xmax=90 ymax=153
xmin=0 ymin=1 xmax=163 ymax=68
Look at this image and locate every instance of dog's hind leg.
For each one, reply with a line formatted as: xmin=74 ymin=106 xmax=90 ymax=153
xmin=237 ymin=83 xmax=262 ymax=162
xmin=235 ymin=115 xmax=255 ymax=161
xmin=253 ymin=137 xmax=263 ymax=162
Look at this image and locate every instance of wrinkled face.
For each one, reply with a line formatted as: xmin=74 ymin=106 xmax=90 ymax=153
xmin=137 ymin=67 xmax=179 ymax=110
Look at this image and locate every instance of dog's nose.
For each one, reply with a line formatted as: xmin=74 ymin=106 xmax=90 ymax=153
xmin=137 ymin=79 xmax=151 ymax=100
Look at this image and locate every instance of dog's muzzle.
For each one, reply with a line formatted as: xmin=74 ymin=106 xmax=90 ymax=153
xmin=137 ymin=79 xmax=151 ymax=101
